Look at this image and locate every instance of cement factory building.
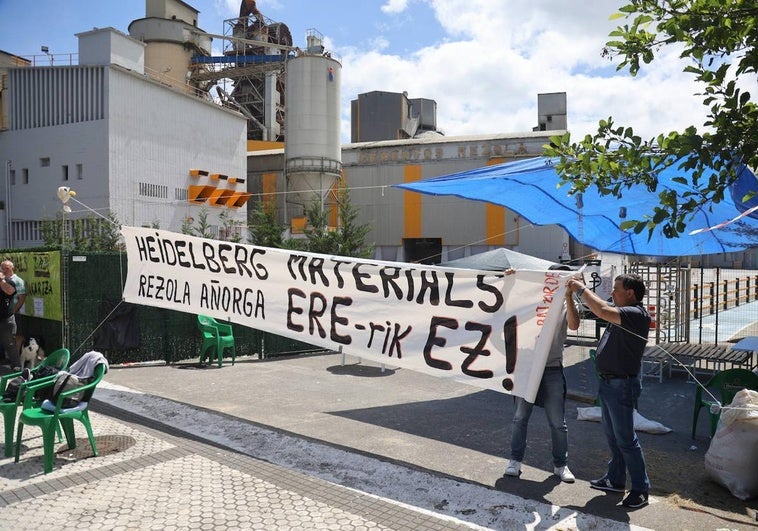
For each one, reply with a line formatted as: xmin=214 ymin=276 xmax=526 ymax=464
xmin=7 ymin=0 xmax=741 ymax=268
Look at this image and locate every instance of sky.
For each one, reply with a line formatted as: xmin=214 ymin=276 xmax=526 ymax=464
xmin=0 ymin=0 xmax=711 ymax=144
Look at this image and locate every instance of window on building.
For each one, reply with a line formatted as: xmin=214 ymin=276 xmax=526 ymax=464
xmin=62 ymin=165 xmax=69 ymax=181
xmin=31 ymin=220 xmax=40 ymax=242
xmin=138 ymin=182 xmax=168 ymax=199
xmin=9 ymin=170 xmax=15 ymax=186
xmin=40 ymin=157 xmax=50 ymax=167
xmin=76 ymin=163 xmax=83 ymax=180
xmin=14 ymin=220 xmax=43 ymax=243
xmin=22 ymin=168 xmax=28 ymax=184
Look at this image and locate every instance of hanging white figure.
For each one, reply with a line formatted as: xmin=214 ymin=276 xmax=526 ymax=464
xmin=57 ymin=186 xmax=76 ymax=213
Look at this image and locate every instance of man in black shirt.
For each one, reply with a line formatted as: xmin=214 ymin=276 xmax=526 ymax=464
xmin=567 ymin=273 xmax=651 ymax=509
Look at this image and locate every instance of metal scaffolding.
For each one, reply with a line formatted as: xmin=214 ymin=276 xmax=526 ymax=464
xmin=188 ymin=14 xmax=295 ymax=141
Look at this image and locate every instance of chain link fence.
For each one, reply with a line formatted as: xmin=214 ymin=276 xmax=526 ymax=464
xmin=8 ymin=250 xmax=323 ymax=365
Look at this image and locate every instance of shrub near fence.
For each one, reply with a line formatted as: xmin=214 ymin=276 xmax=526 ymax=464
xmin=10 ymin=250 xmax=321 ymax=364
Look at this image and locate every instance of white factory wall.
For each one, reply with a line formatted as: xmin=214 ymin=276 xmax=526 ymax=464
xmin=0 ymin=117 xmax=110 ymax=246
xmin=107 ymin=67 xmax=248 ymax=232
xmin=247 ymin=131 xmax=571 ymax=264
xmin=340 ymin=132 xmax=571 ymax=263
xmin=0 ymin=63 xmax=248 ymax=248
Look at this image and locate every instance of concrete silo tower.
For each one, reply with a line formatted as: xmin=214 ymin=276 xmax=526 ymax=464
xmin=284 ymin=30 xmax=342 ymax=221
xmin=128 ymin=0 xmax=213 ymax=95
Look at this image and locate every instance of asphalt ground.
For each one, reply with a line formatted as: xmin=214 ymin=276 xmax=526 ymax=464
xmin=1 ymin=343 xmax=757 ymax=530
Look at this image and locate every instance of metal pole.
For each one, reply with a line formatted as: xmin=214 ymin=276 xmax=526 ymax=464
xmin=282 ymin=55 xmax=289 ymax=237
xmin=4 ymin=160 xmax=12 ymax=248
xmin=61 ymin=212 xmax=69 ymax=348
xmin=714 ymin=266 xmax=720 ymax=344
xmin=698 ymin=267 xmax=704 ymax=344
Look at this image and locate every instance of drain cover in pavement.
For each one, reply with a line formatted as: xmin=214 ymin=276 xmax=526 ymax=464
xmin=57 ymin=435 xmax=136 ymax=459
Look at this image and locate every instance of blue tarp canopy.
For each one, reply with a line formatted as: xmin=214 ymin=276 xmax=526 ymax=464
xmin=395 ymin=157 xmax=758 ymax=257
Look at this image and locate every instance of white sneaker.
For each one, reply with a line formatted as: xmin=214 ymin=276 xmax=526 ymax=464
xmin=554 ymin=465 xmax=575 ymax=483
xmin=504 ymin=460 xmax=521 ymax=477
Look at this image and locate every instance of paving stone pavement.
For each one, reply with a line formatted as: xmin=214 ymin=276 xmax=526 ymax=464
xmin=0 ymin=376 xmax=655 ymax=530
xmin=0 ymin=410 xmax=480 ymax=530
xmin=1 ymin=346 xmax=756 ymax=530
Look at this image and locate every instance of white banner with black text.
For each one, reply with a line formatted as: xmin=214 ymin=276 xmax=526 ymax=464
xmin=121 ymin=226 xmax=569 ymax=402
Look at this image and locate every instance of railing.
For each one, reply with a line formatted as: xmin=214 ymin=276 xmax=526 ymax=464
xmin=572 ymin=267 xmax=758 ymax=346
xmin=691 ymin=275 xmax=758 ymax=319
xmin=22 ymin=53 xmax=78 ymax=66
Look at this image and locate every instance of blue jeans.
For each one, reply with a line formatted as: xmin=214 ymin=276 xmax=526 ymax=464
xmin=510 ymin=368 xmax=568 ymax=467
xmin=598 ymin=377 xmax=650 ymax=492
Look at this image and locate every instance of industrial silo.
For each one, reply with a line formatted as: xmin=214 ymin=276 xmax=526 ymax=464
xmin=128 ymin=0 xmax=212 ymax=94
xmin=284 ymin=31 xmax=342 ymax=222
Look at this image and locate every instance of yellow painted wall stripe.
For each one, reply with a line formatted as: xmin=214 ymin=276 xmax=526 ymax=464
xmin=247 ymin=140 xmax=284 ymax=151
xmin=485 ymin=158 xmax=507 ymax=245
xmin=329 ymin=175 xmax=345 ymax=227
xmin=262 ymin=172 xmax=277 ymax=212
xmin=404 ymin=165 xmax=423 ymax=238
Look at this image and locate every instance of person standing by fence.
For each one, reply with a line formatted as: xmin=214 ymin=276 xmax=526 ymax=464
xmin=2 ymin=260 xmax=27 ymax=355
xmin=0 ymin=261 xmax=18 ymax=369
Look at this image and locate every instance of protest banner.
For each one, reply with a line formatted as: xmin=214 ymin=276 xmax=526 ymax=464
xmin=121 ymin=226 xmax=569 ymax=402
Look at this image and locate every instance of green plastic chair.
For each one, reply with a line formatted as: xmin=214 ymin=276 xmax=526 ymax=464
xmin=691 ymin=368 xmax=758 ymax=439
xmin=0 ymin=348 xmax=70 ymax=458
xmin=197 ymin=315 xmax=236 ymax=368
xmin=14 ymin=362 xmax=107 ymax=474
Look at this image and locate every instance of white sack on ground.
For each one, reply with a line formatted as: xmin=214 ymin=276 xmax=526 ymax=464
xmin=576 ymin=406 xmax=672 ymax=434
xmin=704 ymin=389 xmax=758 ymax=500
